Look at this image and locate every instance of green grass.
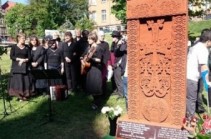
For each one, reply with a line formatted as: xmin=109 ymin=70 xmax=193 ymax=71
xmin=189 ymin=20 xmax=211 ymax=40
xmin=0 ymin=51 xmax=11 ymax=73
xmin=0 ymin=53 xmax=127 ymax=139
xmin=105 ymin=33 xmax=113 ymax=45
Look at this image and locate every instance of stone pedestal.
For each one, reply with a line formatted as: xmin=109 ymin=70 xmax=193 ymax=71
xmin=116 ymin=0 xmax=188 ymax=138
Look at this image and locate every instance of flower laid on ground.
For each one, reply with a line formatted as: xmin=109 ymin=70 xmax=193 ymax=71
xmin=101 ymin=105 xmax=123 ymax=120
xmin=182 ymin=114 xmax=211 ymax=139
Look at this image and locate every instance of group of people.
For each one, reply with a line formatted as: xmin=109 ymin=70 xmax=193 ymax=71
xmin=7 ymin=29 xmax=128 ymax=110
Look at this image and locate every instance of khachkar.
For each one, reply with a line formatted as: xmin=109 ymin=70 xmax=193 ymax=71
xmin=116 ymin=0 xmax=189 ymax=138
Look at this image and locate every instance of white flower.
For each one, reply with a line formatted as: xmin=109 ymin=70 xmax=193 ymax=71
xmin=114 ymin=110 xmax=120 ymax=116
xmin=101 ymin=106 xmax=110 ymax=114
xmin=110 ymin=107 xmax=114 ymax=111
xmin=117 ymin=107 xmax=123 ymax=114
xmin=101 ymin=105 xmax=123 ymax=119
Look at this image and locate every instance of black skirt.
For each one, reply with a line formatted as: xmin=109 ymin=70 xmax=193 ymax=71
xmin=86 ymin=66 xmax=102 ymax=95
xmin=8 ymin=72 xmax=34 ymax=98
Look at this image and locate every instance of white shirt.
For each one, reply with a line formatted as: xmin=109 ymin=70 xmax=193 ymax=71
xmin=187 ymin=42 xmax=209 ymax=81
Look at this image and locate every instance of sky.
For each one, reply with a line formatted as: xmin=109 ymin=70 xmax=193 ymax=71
xmin=2 ymin=0 xmax=27 ymax=5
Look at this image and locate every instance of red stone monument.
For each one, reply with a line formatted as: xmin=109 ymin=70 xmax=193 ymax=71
xmin=116 ymin=0 xmax=188 ymax=138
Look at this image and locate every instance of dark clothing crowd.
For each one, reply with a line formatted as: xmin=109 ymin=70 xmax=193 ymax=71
xmin=7 ymin=30 xmax=127 ymax=110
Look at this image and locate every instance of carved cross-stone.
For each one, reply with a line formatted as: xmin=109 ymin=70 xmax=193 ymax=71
xmin=116 ymin=0 xmax=188 ymax=138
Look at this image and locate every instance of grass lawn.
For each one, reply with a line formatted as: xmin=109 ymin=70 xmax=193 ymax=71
xmin=0 ymin=51 xmax=127 ymax=139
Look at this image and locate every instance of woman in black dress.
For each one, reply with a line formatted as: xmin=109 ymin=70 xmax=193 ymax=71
xmin=8 ymin=33 xmax=34 ymax=101
xmin=29 ymin=35 xmax=46 ymax=94
xmin=82 ymin=32 xmax=103 ymax=110
xmin=44 ymin=39 xmax=64 ymax=86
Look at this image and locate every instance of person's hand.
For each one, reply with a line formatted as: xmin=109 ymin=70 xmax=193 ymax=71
xmin=208 ymin=82 xmax=211 ymax=87
xmin=18 ymin=59 xmax=24 ymax=66
xmin=65 ymin=57 xmax=71 ymax=63
xmin=61 ymin=68 xmax=64 ymax=75
xmin=117 ymin=40 xmax=123 ymax=45
xmin=32 ymin=62 xmax=38 ymax=67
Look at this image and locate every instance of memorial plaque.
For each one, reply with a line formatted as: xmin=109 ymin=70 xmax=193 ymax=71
xmin=116 ymin=0 xmax=188 ymax=138
xmin=116 ymin=121 xmax=189 ymax=139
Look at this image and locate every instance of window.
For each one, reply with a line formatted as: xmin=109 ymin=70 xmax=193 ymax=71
xmin=102 ymin=0 xmax=106 ymax=3
xmin=89 ymin=11 xmax=96 ymax=22
xmin=101 ymin=10 xmax=106 ymax=22
xmin=89 ymin=0 xmax=97 ymax=5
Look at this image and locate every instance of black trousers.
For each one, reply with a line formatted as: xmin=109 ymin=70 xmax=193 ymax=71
xmin=64 ymin=63 xmax=77 ymax=91
xmin=113 ymin=67 xmax=123 ymax=97
xmin=196 ymin=78 xmax=204 ymax=110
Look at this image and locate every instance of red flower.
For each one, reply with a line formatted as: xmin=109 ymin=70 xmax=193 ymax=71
xmin=202 ymin=118 xmax=211 ymax=130
xmin=200 ymin=129 xmax=205 ymax=134
xmin=203 ymin=114 xmax=209 ymax=120
xmin=183 ymin=117 xmax=187 ymax=124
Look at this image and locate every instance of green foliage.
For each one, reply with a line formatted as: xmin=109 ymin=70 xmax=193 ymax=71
xmin=75 ymin=16 xmax=95 ymax=30
xmin=111 ymin=0 xmax=126 ymax=24
xmin=189 ymin=20 xmax=211 ymax=38
xmin=196 ymin=134 xmax=211 ymax=139
xmin=4 ymin=4 xmax=32 ymax=37
xmin=111 ymin=0 xmax=211 ymax=23
xmin=59 ymin=20 xmax=74 ymax=32
xmin=5 ymin=0 xmax=88 ymax=37
xmin=0 ymin=47 xmax=7 ymax=59
xmin=188 ymin=0 xmax=211 ymax=17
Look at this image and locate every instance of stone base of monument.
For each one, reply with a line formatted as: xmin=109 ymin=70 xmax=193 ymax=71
xmin=116 ymin=116 xmax=189 ymax=139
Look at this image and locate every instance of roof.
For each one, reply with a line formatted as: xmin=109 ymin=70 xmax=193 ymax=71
xmin=1 ymin=1 xmax=16 ymax=11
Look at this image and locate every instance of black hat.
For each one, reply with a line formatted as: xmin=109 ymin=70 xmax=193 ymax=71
xmin=44 ymin=35 xmax=53 ymax=41
xmin=82 ymin=30 xmax=89 ymax=38
xmin=111 ymin=31 xmax=121 ymax=38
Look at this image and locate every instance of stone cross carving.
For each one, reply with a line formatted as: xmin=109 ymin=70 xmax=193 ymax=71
xmin=126 ymin=0 xmax=188 ymax=127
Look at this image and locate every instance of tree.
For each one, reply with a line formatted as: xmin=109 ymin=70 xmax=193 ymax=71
xmin=4 ymin=4 xmax=33 ymax=37
xmin=75 ymin=16 xmax=95 ymax=30
xmin=111 ymin=0 xmax=211 ymax=23
xmin=111 ymin=0 xmax=126 ymax=24
xmin=59 ymin=19 xmax=74 ymax=32
xmin=188 ymin=0 xmax=211 ymax=17
xmin=5 ymin=0 xmax=89 ymax=37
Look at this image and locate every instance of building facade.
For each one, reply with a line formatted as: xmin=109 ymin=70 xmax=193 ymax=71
xmin=0 ymin=1 xmax=16 ymax=41
xmin=88 ymin=0 xmax=124 ymax=32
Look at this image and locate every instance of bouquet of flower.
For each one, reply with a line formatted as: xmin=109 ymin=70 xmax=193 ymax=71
xmin=182 ymin=114 xmax=211 ymax=139
xmin=101 ymin=105 xmax=123 ymax=120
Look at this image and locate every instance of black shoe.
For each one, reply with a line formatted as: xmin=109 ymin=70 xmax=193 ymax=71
xmin=196 ymin=108 xmax=205 ymax=114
